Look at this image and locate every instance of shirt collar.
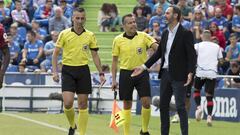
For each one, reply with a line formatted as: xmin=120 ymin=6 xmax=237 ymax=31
xmin=168 ymin=22 xmax=180 ymax=34
xmin=123 ymin=32 xmax=138 ymax=39
xmin=71 ymin=28 xmax=86 ymax=36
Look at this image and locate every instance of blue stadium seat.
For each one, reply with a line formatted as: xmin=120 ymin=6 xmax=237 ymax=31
xmin=7 ymin=65 xmax=18 ymax=72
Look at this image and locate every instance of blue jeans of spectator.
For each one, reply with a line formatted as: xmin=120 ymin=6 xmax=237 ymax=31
xmin=160 ymin=69 xmax=188 ymax=135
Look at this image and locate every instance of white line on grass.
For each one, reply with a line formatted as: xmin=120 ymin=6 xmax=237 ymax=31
xmin=2 ymin=113 xmax=80 ymax=135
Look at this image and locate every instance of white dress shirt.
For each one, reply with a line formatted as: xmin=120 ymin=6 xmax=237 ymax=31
xmin=162 ymin=23 xmax=180 ymax=69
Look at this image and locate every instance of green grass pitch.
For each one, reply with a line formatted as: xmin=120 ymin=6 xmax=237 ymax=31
xmin=0 ymin=113 xmax=239 ymax=135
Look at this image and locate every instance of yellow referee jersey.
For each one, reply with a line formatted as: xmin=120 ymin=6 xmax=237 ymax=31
xmin=112 ymin=31 xmax=156 ymax=70
xmin=56 ymin=28 xmax=98 ymax=66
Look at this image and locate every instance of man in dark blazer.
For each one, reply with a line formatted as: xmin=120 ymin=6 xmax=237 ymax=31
xmin=132 ymin=5 xmax=197 ymax=135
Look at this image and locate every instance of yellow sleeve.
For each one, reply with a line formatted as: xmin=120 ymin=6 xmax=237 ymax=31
xmin=56 ymin=31 xmax=65 ymax=48
xmin=112 ymin=38 xmax=119 ymax=56
xmin=144 ymin=33 xmax=156 ymax=48
xmin=89 ymin=33 xmax=98 ymax=49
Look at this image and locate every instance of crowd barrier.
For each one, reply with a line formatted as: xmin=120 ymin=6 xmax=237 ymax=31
xmin=1 ymin=73 xmax=240 ymax=122
xmin=0 ymin=85 xmax=138 ymax=113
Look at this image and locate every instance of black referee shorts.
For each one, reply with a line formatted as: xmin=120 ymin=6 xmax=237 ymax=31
xmin=119 ymin=69 xmax=151 ymax=100
xmin=194 ymin=77 xmax=216 ymax=95
xmin=61 ymin=65 xmax=92 ymax=94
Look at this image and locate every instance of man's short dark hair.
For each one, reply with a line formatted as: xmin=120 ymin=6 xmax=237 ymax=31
xmin=27 ymin=30 xmax=36 ymax=37
xmin=169 ymin=5 xmax=182 ymax=22
xmin=73 ymin=7 xmax=85 ymax=13
xmin=122 ymin=14 xmax=133 ymax=24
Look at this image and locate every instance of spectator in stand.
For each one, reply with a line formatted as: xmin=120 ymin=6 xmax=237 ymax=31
xmin=149 ymin=5 xmax=167 ymax=34
xmin=225 ymin=33 xmax=240 ymax=62
xmin=149 ymin=22 xmax=161 ymax=42
xmin=3 ymin=0 xmax=14 ymax=11
xmin=232 ymin=4 xmax=240 ymax=40
xmin=133 ymin=0 xmax=152 ymax=21
xmin=146 ymin=0 xmax=158 ymax=11
xmin=8 ymin=34 xmax=20 ymax=65
xmin=9 ymin=23 xmax=25 ymax=48
xmin=194 ymin=0 xmax=214 ymax=19
xmin=48 ymin=7 xmax=70 ymax=33
xmin=40 ymin=31 xmax=60 ymax=72
xmin=31 ymin=20 xmax=47 ymax=41
xmin=191 ymin=9 xmax=208 ymax=43
xmin=97 ymin=3 xmax=112 ymax=32
xmin=21 ymin=30 xmax=43 ymax=69
xmin=33 ymin=0 xmax=47 ymax=9
xmin=109 ymin=4 xmax=122 ymax=32
xmin=58 ymin=0 xmax=83 ymax=8
xmin=21 ymin=0 xmax=36 ymax=22
xmin=11 ymin=0 xmax=31 ymax=30
xmin=33 ymin=0 xmax=54 ymax=27
xmin=193 ymin=0 xmax=201 ymax=7
xmin=0 ymin=0 xmax=11 ymax=30
xmin=18 ymin=62 xmax=26 ymax=73
xmin=216 ymin=0 xmax=233 ymax=21
xmin=209 ymin=7 xmax=228 ymax=35
xmin=59 ymin=0 xmax=73 ymax=20
xmin=134 ymin=6 xmax=149 ymax=32
xmin=191 ymin=9 xmax=208 ymax=31
xmin=177 ymin=0 xmax=193 ymax=21
xmin=153 ymin=0 xmax=170 ymax=13
xmin=20 ymin=0 xmax=29 ymax=10
xmin=92 ymin=64 xmax=112 ymax=86
xmin=180 ymin=17 xmax=191 ymax=30
xmin=225 ymin=61 xmax=240 ymax=88
xmin=209 ymin=22 xmax=226 ymax=49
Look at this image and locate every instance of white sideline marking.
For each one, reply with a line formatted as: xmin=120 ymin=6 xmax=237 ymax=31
xmin=2 ymin=113 xmax=80 ymax=135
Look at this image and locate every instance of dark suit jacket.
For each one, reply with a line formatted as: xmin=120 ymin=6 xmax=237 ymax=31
xmin=145 ymin=24 xmax=197 ymax=81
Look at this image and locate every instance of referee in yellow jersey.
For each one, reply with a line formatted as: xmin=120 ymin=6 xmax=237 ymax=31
xmin=52 ymin=7 xmax=105 ymax=135
xmin=112 ymin=14 xmax=158 ymax=135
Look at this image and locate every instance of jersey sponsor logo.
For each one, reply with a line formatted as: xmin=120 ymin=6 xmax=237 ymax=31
xmin=136 ymin=47 xmax=143 ymax=55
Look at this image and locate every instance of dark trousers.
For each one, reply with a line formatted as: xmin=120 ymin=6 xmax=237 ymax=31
xmin=160 ymin=69 xmax=188 ymax=135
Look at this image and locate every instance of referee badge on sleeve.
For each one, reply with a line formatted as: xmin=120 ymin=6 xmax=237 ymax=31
xmin=136 ymin=47 xmax=143 ymax=55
